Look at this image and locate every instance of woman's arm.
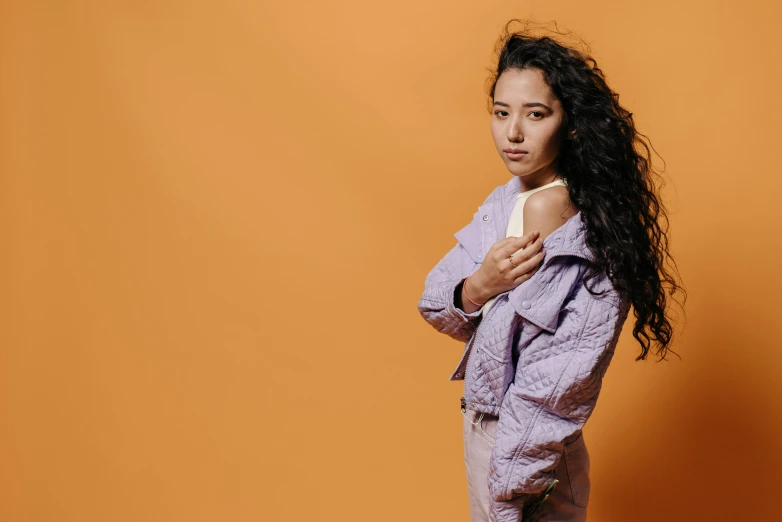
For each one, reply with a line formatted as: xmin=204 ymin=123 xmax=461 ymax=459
xmin=418 ymin=184 xmax=556 ymax=343
xmin=417 ymin=239 xmax=485 ymax=343
xmin=417 ymin=185 xmax=500 ymax=343
xmin=488 ymin=289 xmax=629 ymax=521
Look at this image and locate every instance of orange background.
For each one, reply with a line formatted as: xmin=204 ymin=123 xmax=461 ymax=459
xmin=1 ymin=1 xmax=781 ymax=521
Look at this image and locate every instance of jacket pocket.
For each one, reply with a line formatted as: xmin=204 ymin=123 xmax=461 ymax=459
xmin=563 ymin=432 xmax=591 ymax=508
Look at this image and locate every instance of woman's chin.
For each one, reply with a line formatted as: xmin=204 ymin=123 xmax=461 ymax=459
xmin=505 ymin=164 xmax=531 ymax=177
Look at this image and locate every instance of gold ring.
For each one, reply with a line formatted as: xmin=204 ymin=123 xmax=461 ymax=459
xmin=508 ymin=254 xmax=518 ymax=268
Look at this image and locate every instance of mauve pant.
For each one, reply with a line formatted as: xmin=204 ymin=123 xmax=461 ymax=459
xmin=462 ymin=405 xmax=590 ymax=521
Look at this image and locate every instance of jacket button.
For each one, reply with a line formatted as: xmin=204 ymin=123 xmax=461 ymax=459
xmin=471 ymin=401 xmax=476 ymax=407
xmin=455 ymin=372 xmax=461 ymax=377
xmin=482 ymin=215 xmax=489 ymax=221
xmin=476 ymin=348 xmax=481 ymax=353
xmin=522 ymin=300 xmax=531 ymax=309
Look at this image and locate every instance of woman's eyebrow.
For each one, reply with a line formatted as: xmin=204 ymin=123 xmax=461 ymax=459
xmin=493 ymin=101 xmax=553 ymax=111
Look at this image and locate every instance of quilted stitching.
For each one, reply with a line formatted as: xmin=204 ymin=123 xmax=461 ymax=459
xmin=417 ymin=177 xmax=631 ymax=521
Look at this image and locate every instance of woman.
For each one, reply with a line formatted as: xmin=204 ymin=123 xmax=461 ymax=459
xmin=417 ymin=21 xmax=684 ymax=522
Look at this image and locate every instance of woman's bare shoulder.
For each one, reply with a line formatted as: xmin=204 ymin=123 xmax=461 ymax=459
xmin=522 ymin=185 xmax=578 ymax=240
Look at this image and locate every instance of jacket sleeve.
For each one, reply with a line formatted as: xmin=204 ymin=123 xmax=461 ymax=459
xmin=416 ymin=241 xmax=484 ymax=343
xmin=487 ymin=292 xmax=630 ymax=522
xmin=417 ymin=185 xmax=504 ymax=342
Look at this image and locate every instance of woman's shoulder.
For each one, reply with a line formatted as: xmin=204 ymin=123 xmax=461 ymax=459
xmin=523 ymin=184 xmax=578 ymax=240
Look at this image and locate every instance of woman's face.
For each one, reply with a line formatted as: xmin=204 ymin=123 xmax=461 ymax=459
xmin=490 ymin=67 xmax=569 ymax=184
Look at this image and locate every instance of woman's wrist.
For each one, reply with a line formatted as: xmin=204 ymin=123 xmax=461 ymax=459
xmin=463 ymin=276 xmax=487 ymax=307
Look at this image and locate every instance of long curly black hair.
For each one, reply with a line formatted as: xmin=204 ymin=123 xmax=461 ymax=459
xmin=486 ymin=20 xmax=686 ymax=361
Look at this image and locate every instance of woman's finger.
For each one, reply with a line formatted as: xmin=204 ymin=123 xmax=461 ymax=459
xmin=496 ymin=231 xmax=539 ymax=257
xmin=507 ymin=237 xmax=543 ymax=266
xmin=510 ymin=249 xmax=545 ymax=279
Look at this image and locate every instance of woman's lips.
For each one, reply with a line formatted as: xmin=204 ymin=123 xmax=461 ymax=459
xmin=504 ymin=150 xmax=528 ymax=160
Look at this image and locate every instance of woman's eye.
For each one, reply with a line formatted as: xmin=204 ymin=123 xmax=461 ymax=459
xmin=530 ymin=111 xmax=544 ymax=119
xmin=494 ymin=110 xmax=508 ymax=117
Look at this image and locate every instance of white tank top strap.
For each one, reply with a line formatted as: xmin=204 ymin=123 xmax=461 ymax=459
xmin=518 ymin=177 xmax=567 ymax=198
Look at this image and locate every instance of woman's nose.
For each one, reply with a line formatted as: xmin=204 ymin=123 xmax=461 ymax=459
xmin=507 ymin=117 xmax=523 ymax=142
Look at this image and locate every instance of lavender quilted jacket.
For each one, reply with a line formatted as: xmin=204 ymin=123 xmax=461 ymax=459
xmin=417 ymin=176 xmax=631 ymax=521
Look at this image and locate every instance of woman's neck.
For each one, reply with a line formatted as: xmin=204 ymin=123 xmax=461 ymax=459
xmin=516 ymin=172 xmax=563 ymax=193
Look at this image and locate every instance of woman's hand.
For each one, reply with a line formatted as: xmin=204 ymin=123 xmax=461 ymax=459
xmin=465 ymin=230 xmax=545 ymax=304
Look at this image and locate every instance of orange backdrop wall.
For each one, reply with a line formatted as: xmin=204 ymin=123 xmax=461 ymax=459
xmin=2 ymin=1 xmax=781 ymax=521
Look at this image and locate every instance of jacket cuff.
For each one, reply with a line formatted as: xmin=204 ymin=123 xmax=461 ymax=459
xmin=488 ymin=495 xmax=526 ymax=522
xmin=419 ymin=277 xmax=483 ymax=321
xmin=489 ymin=480 xmax=559 ymax=521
